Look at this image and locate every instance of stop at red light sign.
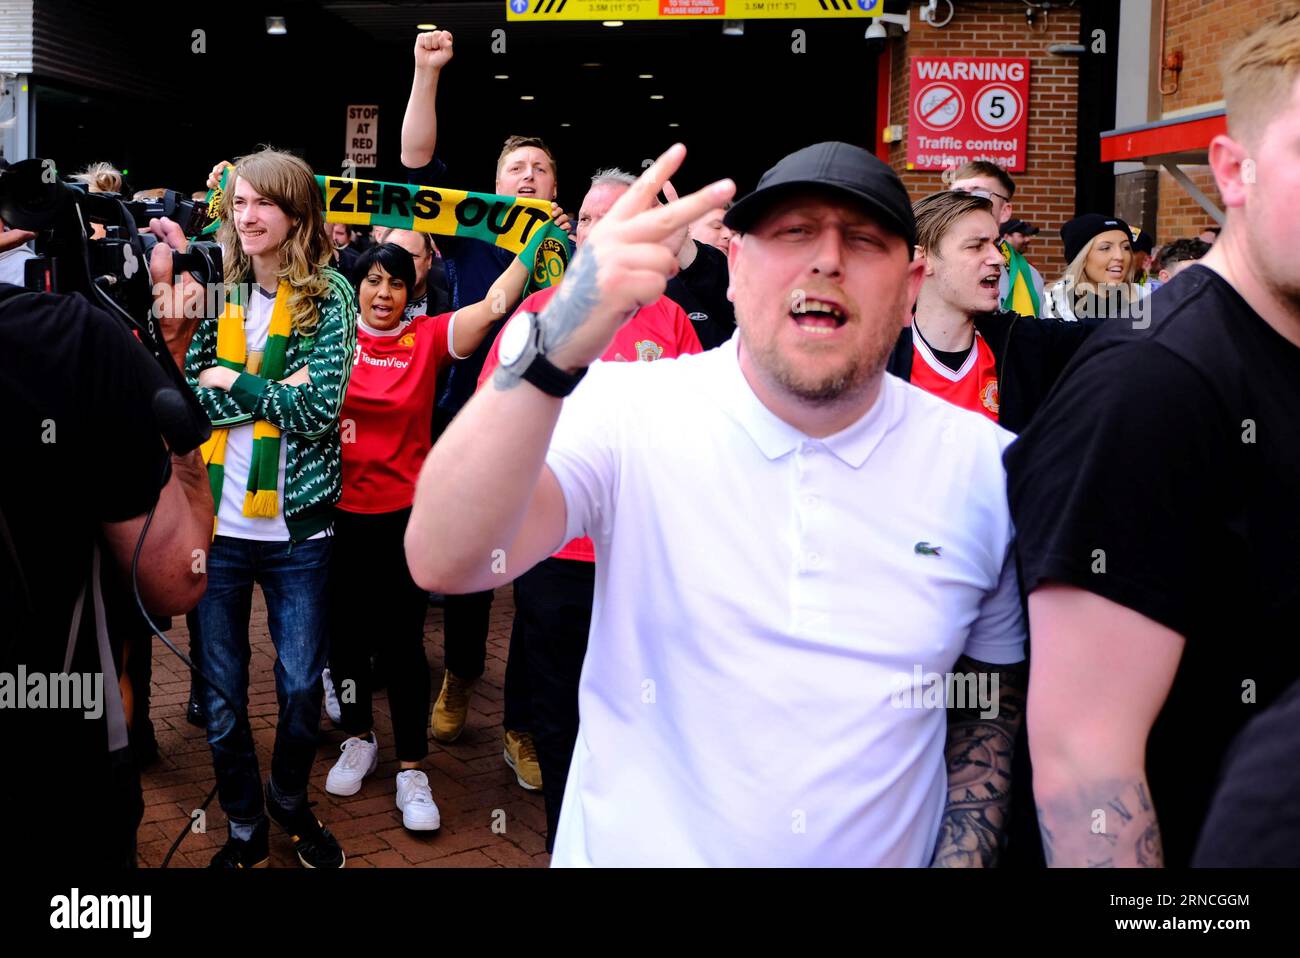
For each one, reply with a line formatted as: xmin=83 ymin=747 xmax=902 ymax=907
xmin=907 ymin=57 xmax=1030 ymax=173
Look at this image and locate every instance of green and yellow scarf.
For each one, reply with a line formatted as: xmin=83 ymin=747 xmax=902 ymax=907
xmin=200 ymin=281 xmax=293 ymax=535
xmin=1001 ymin=239 xmax=1041 ymax=318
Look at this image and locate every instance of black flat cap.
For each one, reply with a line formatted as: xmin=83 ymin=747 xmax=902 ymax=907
xmin=1129 ymin=227 xmax=1155 ymax=255
xmin=1000 ymin=218 xmax=1039 ymax=237
xmin=724 ymin=142 xmax=916 ymax=249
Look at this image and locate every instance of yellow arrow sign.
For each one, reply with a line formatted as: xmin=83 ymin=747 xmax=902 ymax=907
xmin=506 ymin=0 xmax=881 ymax=20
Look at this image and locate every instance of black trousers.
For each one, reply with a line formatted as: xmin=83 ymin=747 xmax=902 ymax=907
xmin=432 ymin=404 xmax=530 ymax=729
xmin=510 ymin=557 xmax=594 ymax=850
xmin=442 ymin=588 xmax=493 ymax=680
xmin=328 ymin=507 xmax=431 ymax=762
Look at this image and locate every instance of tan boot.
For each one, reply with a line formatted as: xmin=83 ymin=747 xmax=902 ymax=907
xmin=503 ymin=729 xmax=543 ymax=791
xmin=431 ymin=670 xmax=475 ymax=743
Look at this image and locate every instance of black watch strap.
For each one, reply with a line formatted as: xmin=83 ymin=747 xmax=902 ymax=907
xmin=521 ymin=352 xmax=587 ymax=398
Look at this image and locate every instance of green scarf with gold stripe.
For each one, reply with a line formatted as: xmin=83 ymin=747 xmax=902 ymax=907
xmin=199 ymin=281 xmax=293 ymax=533
xmin=1001 ymin=239 xmax=1041 ymax=318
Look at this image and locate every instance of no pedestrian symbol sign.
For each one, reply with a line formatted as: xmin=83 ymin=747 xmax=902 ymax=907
xmin=907 ymin=57 xmax=1030 ymax=172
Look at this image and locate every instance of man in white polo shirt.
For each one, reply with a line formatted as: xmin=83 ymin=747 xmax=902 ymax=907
xmin=406 ymin=142 xmax=1027 ymax=866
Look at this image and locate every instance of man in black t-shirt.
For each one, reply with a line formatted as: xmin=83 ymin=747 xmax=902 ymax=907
xmin=665 ymin=236 xmax=734 ymax=350
xmin=1 ymin=220 xmax=214 ymax=866
xmin=1004 ymin=14 xmax=1300 ymax=867
xmin=1193 ymin=674 xmax=1300 ymax=866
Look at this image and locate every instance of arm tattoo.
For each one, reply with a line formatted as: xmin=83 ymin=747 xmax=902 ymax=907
xmin=930 ymin=656 xmax=1027 ymax=868
xmin=494 ymin=245 xmax=601 ymax=391
xmin=1036 ymin=779 xmax=1164 ymax=868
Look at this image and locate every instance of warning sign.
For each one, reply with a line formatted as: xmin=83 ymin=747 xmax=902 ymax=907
xmin=345 ymin=105 xmax=379 ymax=169
xmin=906 ymin=58 xmax=1030 ymax=173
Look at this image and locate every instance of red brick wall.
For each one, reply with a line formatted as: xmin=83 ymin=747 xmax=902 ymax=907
xmin=1156 ymin=0 xmax=1299 ymax=243
xmin=884 ymin=1 xmax=1080 ymax=276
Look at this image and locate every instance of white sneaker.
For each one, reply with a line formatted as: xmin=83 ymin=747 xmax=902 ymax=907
xmin=322 ymin=667 xmax=342 ymax=725
xmin=325 ymin=735 xmax=379 ymax=796
xmin=395 ymin=769 xmax=441 ymax=831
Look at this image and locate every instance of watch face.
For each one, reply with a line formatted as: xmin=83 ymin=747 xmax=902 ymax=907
xmin=498 ymin=312 xmax=533 ymax=367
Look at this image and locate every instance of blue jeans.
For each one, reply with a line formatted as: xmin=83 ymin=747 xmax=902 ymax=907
xmin=193 ymin=535 xmax=332 ymax=824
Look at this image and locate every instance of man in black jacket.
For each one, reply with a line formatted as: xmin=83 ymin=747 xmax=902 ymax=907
xmin=887 ymin=190 xmax=1098 ymax=434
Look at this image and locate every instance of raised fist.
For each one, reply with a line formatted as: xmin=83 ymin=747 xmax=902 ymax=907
xmin=414 ymin=30 xmax=454 ymax=71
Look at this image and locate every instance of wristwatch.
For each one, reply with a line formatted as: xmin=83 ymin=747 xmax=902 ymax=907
xmin=496 ymin=310 xmax=587 ymax=398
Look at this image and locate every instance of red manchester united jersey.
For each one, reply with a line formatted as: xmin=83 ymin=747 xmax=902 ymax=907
xmin=909 ymin=328 xmax=1000 ymax=423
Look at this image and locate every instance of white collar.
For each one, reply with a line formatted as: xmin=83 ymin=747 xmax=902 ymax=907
xmin=357 ymin=314 xmax=412 ymax=337
xmin=714 ymin=334 xmax=901 ymax=469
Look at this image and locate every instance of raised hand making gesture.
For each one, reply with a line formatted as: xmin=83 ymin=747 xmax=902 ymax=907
xmin=499 ymin=143 xmax=733 ymax=380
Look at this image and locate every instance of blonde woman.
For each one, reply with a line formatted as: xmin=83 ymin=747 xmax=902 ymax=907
xmin=71 ymin=163 xmax=125 ymax=240
xmin=184 ymin=147 xmax=356 ymax=869
xmin=71 ymin=161 xmax=124 ymax=194
xmin=1043 ymin=214 xmax=1136 ymax=321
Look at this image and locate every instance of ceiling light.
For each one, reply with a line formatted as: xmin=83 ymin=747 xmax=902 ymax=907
xmin=265 ymin=16 xmax=287 ymax=35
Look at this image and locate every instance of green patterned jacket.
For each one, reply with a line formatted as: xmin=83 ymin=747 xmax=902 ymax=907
xmin=185 ymin=267 xmax=357 ymax=542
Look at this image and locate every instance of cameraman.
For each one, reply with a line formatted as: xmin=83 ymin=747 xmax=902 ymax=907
xmin=1 ymin=217 xmax=214 ymax=867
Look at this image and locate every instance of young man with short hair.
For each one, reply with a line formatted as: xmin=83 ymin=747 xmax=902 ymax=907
xmin=950 ymin=161 xmax=1045 ymax=318
xmin=887 ymin=190 xmax=1097 ymax=434
xmin=1153 ymin=237 xmax=1210 ymax=284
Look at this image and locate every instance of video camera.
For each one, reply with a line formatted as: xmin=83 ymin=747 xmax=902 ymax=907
xmin=0 ymin=159 xmax=214 ymax=454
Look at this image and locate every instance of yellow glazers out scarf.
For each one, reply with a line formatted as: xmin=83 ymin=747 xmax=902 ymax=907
xmin=200 ymin=282 xmax=293 ymax=535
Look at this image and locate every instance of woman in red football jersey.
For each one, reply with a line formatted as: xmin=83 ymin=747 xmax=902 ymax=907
xmin=322 ymin=241 xmax=527 ymax=830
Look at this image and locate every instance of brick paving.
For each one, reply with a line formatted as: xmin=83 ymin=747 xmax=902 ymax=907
xmin=137 ymin=587 xmax=549 ymax=868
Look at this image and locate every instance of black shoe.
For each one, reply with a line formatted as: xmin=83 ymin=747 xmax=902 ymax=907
xmin=186 ymin=691 xmax=205 ymax=728
xmin=209 ymin=819 xmax=270 ymax=869
xmin=265 ymin=785 xmax=345 ymax=869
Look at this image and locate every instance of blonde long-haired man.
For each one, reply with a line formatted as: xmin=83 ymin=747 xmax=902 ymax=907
xmin=184 ymin=147 xmax=356 ymax=869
